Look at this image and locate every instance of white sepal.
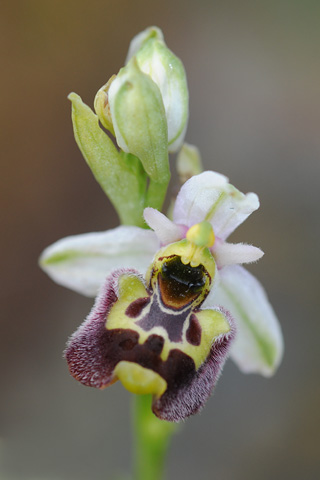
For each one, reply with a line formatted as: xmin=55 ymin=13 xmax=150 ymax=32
xmin=214 ymin=265 xmax=283 ymax=376
xmin=39 ymin=226 xmax=159 ymax=297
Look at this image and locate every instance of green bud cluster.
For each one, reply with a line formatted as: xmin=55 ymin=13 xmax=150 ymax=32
xmin=69 ymin=26 xmax=190 ymax=226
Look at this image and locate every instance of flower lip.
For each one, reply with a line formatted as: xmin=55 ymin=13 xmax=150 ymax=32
xmin=65 ymin=266 xmax=234 ymax=422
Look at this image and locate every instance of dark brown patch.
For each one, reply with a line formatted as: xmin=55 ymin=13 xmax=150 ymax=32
xmin=186 ymin=314 xmax=202 ymax=346
xmin=119 ymin=337 xmax=138 ymax=351
xmin=125 ymin=297 xmax=150 ymax=318
xmin=66 ymin=320 xmax=196 ymax=391
xmin=144 ymin=334 xmax=164 ymax=355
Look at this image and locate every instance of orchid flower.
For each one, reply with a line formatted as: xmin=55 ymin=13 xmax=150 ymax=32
xmin=65 ymin=224 xmax=236 ymax=422
xmin=40 ymin=171 xmax=283 ymax=421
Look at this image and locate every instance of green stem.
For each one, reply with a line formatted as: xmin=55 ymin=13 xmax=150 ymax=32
xmin=145 ymin=178 xmax=170 ymax=212
xmin=133 ymin=395 xmax=177 ymax=480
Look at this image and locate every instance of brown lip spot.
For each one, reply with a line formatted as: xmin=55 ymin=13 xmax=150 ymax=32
xmin=125 ymin=297 xmax=150 ymax=318
xmin=119 ymin=337 xmax=138 ymax=351
xmin=144 ymin=334 xmax=165 ymax=355
xmin=186 ymin=314 xmax=202 ymax=346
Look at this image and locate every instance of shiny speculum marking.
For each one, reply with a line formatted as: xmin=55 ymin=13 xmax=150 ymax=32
xmin=159 ymin=257 xmax=206 ymax=309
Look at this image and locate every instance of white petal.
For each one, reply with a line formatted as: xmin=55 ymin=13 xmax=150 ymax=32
xmin=39 ymin=226 xmax=159 ymax=297
xmin=214 ymin=265 xmax=283 ymax=376
xmin=213 ymin=242 xmax=264 ymax=268
xmin=173 ymin=171 xmax=259 ymax=240
xmin=173 ymin=171 xmax=229 ymax=226
xmin=143 ymin=207 xmax=183 ymax=245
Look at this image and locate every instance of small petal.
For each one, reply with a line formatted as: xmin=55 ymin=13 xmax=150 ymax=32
xmin=39 ymin=227 xmax=159 ymax=297
xmin=173 ymin=171 xmax=259 ymax=240
xmin=213 ymin=242 xmax=264 ymax=268
xmin=214 ymin=265 xmax=283 ymax=376
xmin=143 ymin=207 xmax=184 ymax=245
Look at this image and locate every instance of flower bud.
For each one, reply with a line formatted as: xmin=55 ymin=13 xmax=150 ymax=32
xmin=108 ymin=58 xmax=170 ymax=183
xmin=93 ymin=74 xmax=116 ymax=134
xmin=126 ymin=26 xmax=189 ymax=152
xmin=176 ymin=143 xmax=203 ymax=184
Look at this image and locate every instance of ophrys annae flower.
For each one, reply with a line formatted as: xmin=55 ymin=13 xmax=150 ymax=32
xmin=41 ymin=171 xmax=283 ymax=421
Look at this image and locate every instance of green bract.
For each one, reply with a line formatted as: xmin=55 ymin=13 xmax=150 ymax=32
xmin=68 ymin=93 xmax=147 ymax=227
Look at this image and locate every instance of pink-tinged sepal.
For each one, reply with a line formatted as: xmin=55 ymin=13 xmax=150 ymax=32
xmin=172 ymin=171 xmax=259 ymax=240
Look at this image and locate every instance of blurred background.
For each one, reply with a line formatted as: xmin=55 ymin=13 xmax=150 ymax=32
xmin=1 ymin=0 xmax=319 ymax=479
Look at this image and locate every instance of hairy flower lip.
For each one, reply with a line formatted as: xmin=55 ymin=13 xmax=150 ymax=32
xmin=65 ymin=261 xmax=236 ymax=422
